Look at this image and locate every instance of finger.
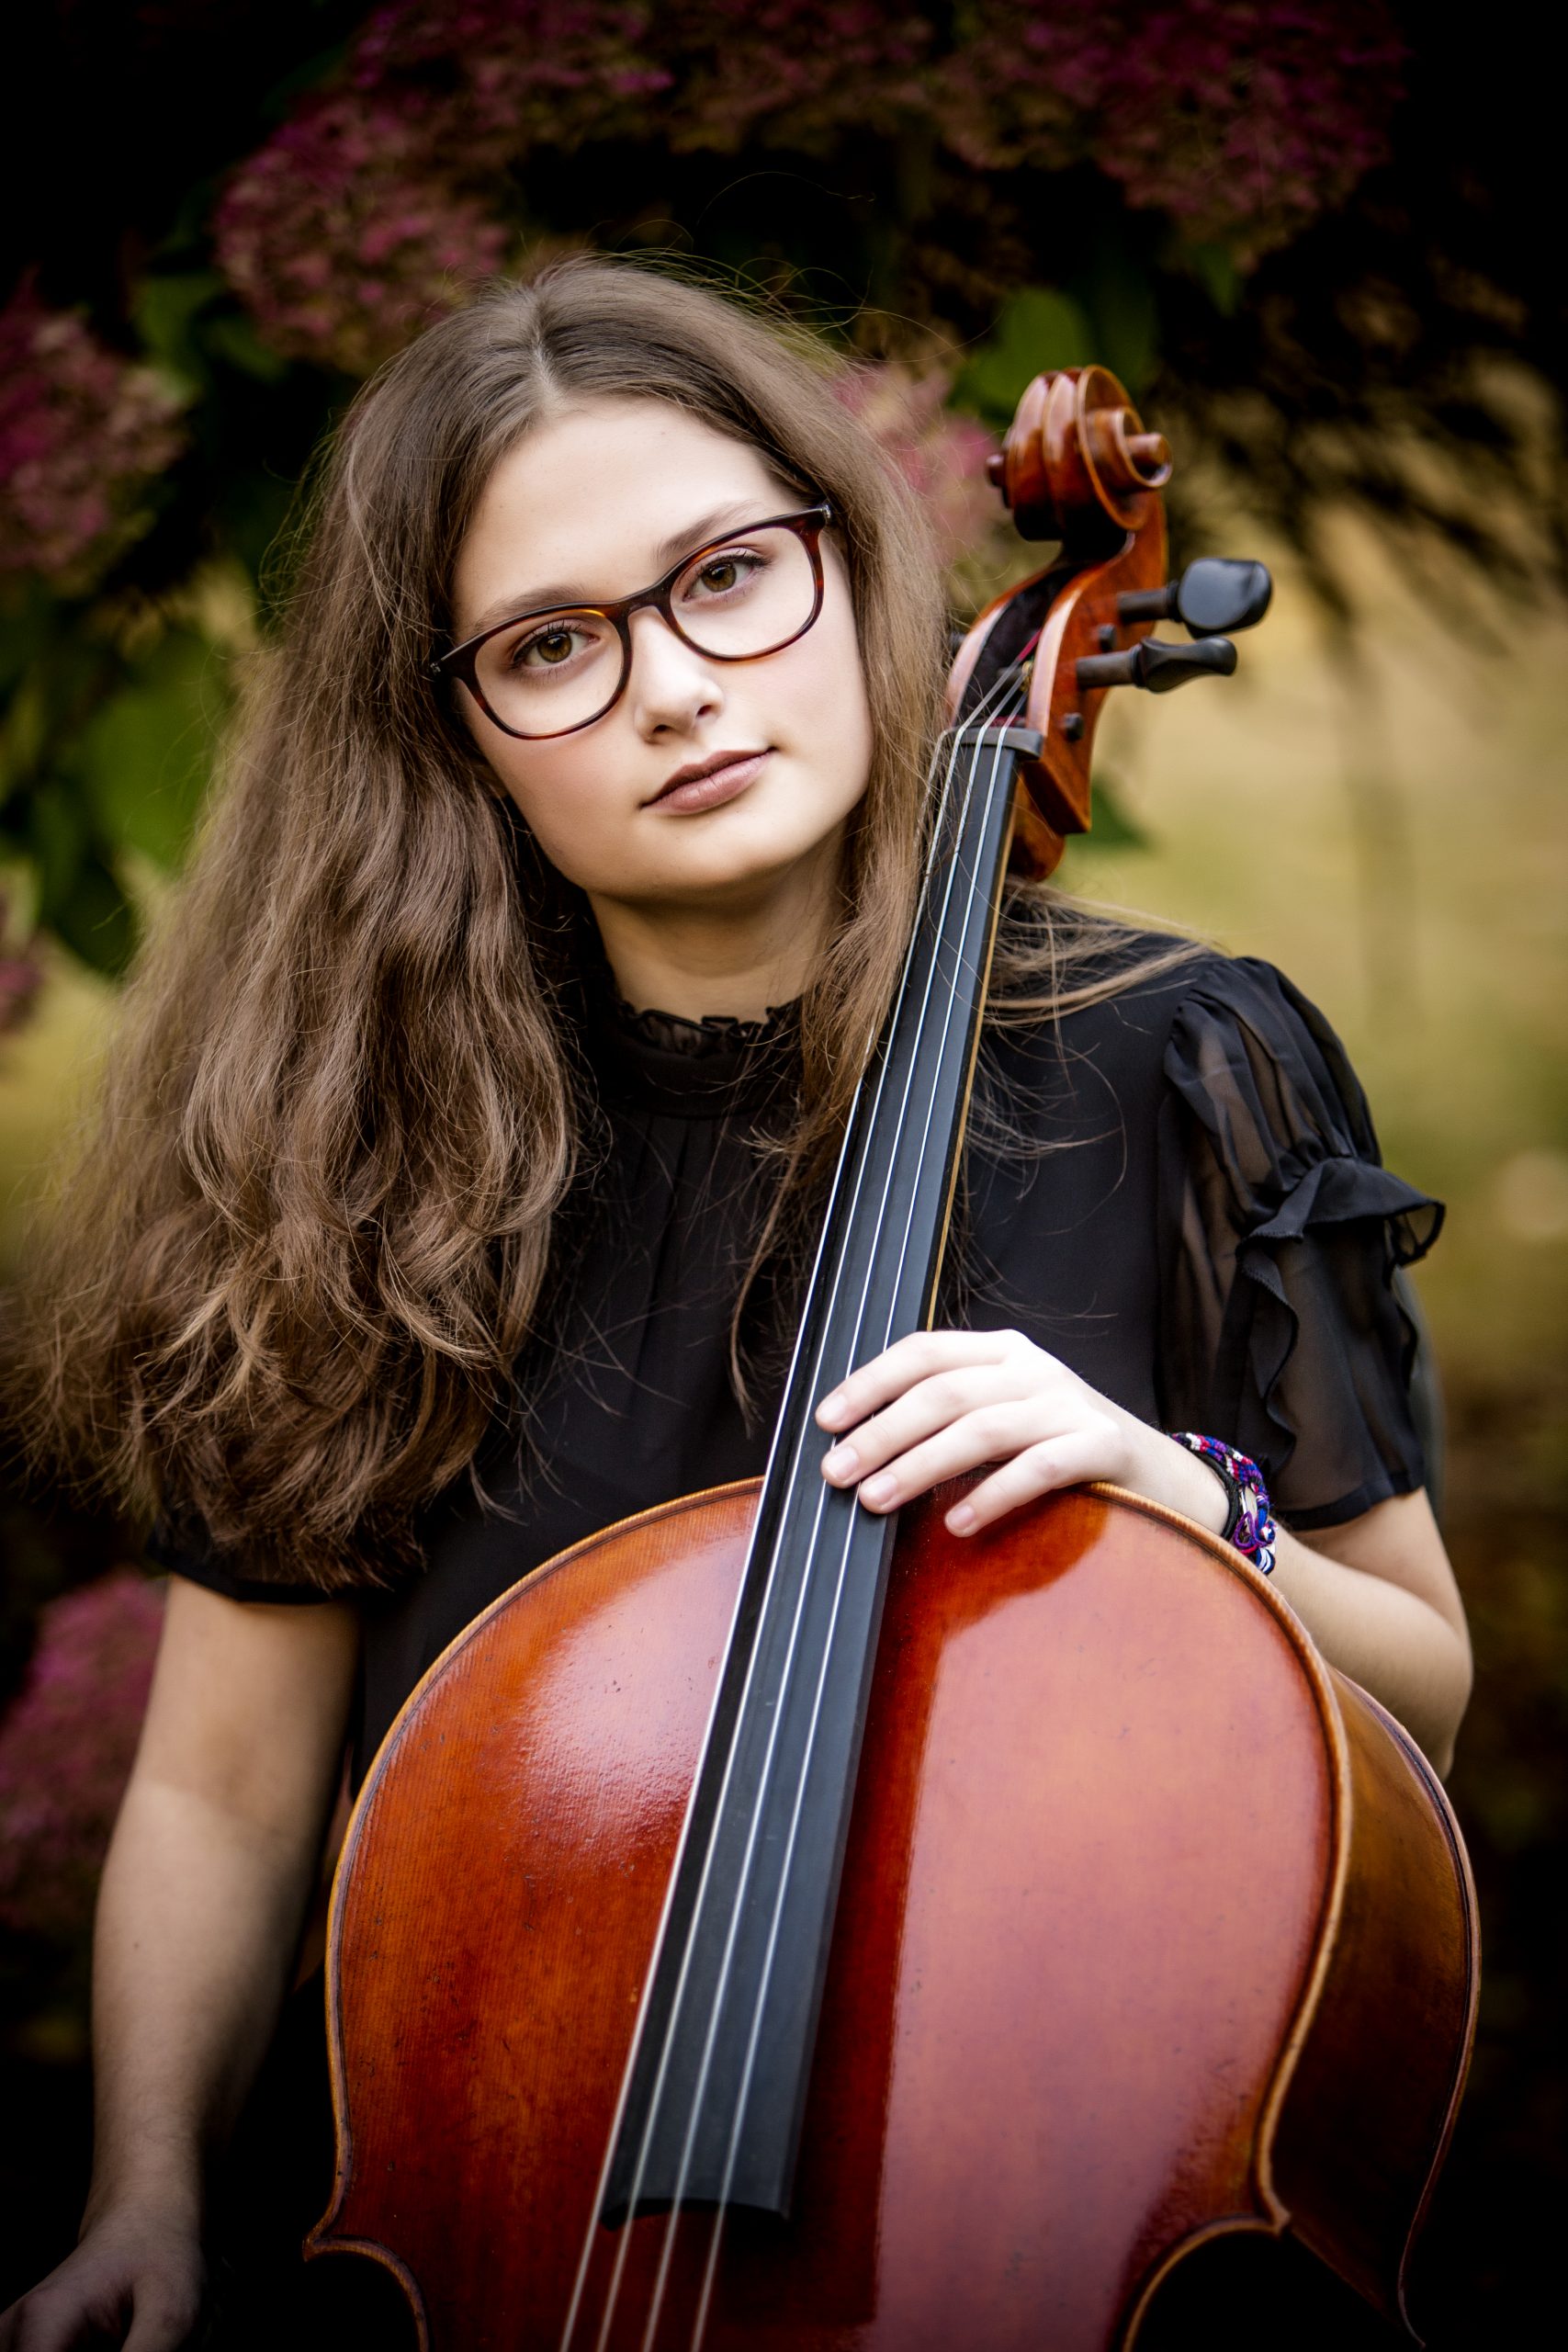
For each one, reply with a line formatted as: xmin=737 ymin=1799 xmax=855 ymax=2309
xmin=844 ymin=1400 xmax=1059 ymax=1513
xmin=125 ymin=2288 xmax=202 ymax=2352
xmin=819 ymin=1363 xmax=1040 ymax=1487
xmin=1 ymin=2282 xmax=99 ymax=2352
xmin=816 ymin=1329 xmax=1030 ymax=1430
xmin=945 ymin=1426 xmax=1118 ymax=1535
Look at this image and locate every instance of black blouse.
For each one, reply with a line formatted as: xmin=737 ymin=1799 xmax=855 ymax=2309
xmin=154 ymin=943 xmax=1441 ymax=1786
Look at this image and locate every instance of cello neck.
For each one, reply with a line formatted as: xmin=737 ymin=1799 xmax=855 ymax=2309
xmin=604 ymin=708 xmax=1040 ymax=2227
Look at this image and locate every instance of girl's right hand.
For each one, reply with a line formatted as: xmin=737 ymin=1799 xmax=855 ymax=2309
xmin=0 ymin=2206 xmax=204 ymax=2352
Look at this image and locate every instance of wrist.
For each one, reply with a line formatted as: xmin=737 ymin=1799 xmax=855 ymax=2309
xmin=1167 ymin=1432 xmax=1279 ymax=1575
xmin=83 ymin=2147 xmax=204 ymax=2237
xmin=1163 ymin=1434 xmax=1235 ymax=1536
xmin=1117 ymin=1414 xmax=1231 ymax=1534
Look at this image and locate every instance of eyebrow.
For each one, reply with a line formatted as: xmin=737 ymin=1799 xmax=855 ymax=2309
xmin=461 ymin=500 xmax=768 ymax=640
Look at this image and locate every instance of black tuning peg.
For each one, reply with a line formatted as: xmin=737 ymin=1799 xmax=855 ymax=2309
xmin=1076 ymin=634 xmax=1237 ymax=695
xmin=1116 ymin=557 xmax=1272 ymax=637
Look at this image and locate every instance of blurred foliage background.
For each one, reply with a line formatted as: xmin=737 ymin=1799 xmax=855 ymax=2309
xmin=1 ymin=3 xmax=1562 ymax=2339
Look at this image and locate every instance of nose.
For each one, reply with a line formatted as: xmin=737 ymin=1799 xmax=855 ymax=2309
xmin=625 ymin=606 xmax=724 ymax=738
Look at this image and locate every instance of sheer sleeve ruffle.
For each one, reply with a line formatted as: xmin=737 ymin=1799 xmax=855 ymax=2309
xmin=1156 ymin=957 xmax=1442 ymax=1529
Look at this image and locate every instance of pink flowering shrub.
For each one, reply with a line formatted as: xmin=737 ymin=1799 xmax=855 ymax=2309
xmin=215 ymin=1 xmax=1406 ymax=383
xmin=665 ymin=3 xmax=930 ymax=153
xmin=351 ymin=1 xmax=671 ymax=146
xmin=0 ymin=887 xmax=43 ymax=1035
xmin=214 ymin=3 xmax=668 ymax=374
xmin=940 ymin=1 xmax=1404 ymax=257
xmin=0 ymin=953 xmax=41 ymax=1033
xmin=834 ymin=361 xmax=1000 ymax=568
xmin=0 ymin=1572 xmax=164 ymax=1948
xmin=0 ymin=286 xmax=186 ymax=586
xmin=214 ymin=88 xmax=513 ymax=376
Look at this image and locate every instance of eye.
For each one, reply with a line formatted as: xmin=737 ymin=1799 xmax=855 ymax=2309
xmin=688 ymin=548 xmax=764 ymax=599
xmin=510 ymin=620 xmax=594 ymax=672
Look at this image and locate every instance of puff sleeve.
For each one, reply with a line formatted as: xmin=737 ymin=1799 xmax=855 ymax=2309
xmin=1156 ymin=957 xmax=1442 ymax=1530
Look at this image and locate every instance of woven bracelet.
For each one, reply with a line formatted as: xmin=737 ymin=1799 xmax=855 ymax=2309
xmin=1168 ymin=1432 xmax=1278 ymax=1577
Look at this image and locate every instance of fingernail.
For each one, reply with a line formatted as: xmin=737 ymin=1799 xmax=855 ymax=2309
xmin=817 ymin=1391 xmax=847 ymax=1427
xmin=947 ymin=1502 xmax=976 ymax=1535
xmin=823 ymin=1443 xmax=858 ymax=1479
xmin=860 ymin=1472 xmax=895 ymax=1507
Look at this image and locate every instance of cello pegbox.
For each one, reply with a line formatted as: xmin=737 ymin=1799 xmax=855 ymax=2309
xmin=955 ymin=367 xmax=1172 ymax=874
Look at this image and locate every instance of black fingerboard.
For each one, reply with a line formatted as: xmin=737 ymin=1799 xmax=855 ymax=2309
xmin=602 ymin=717 xmax=1041 ymax=2225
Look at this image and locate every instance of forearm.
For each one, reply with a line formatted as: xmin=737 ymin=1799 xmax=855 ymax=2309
xmin=84 ymin=1769 xmax=327 ymax=2226
xmin=0 ymin=1586 xmax=357 ymax=2346
xmin=1126 ymin=1430 xmax=1472 ymax=1774
xmin=1267 ymin=1530 xmax=1471 ymax=1774
xmin=817 ymin=1331 xmax=1473 ymax=1780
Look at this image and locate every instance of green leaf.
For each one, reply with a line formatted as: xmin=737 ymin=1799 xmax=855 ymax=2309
xmin=28 ymin=775 xmax=137 ymax=973
xmin=953 ymin=288 xmax=1095 ymax=426
xmin=132 ymin=272 xmax=224 ymax=396
xmin=70 ymin=630 xmax=229 ymax=871
xmin=1079 ymin=251 xmax=1160 ymax=397
xmin=1185 ymin=242 xmax=1244 ymax=317
xmin=49 ymin=852 xmax=137 ymax=978
xmin=27 ymin=778 xmax=89 ymax=917
xmin=203 ymin=311 xmax=291 ymax=384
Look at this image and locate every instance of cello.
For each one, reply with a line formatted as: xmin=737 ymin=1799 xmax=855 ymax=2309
xmin=307 ymin=364 xmax=1478 ymax=2348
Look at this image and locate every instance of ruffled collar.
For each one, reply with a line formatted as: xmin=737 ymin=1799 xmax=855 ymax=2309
xmin=609 ymin=993 xmax=799 ymax=1058
xmin=578 ymin=963 xmax=802 ymax=1122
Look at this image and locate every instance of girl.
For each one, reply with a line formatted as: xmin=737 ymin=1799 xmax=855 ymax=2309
xmin=2 ymin=260 xmax=1471 ymax=2349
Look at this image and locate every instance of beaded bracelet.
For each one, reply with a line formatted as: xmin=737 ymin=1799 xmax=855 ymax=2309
xmin=1168 ymin=1432 xmax=1278 ymax=1577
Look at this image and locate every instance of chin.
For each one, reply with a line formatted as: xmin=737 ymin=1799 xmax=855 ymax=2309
xmin=653 ymin=801 xmax=843 ymax=892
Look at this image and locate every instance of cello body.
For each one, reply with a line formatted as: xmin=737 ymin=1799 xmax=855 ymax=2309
xmin=309 ymin=1476 xmax=1476 ymax=2348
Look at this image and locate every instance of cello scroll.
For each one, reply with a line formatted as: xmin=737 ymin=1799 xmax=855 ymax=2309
xmin=948 ymin=364 xmax=1273 ymax=876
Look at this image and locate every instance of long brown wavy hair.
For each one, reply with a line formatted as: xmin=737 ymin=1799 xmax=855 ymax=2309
xmin=10 ymin=258 xmax=1198 ymax=1591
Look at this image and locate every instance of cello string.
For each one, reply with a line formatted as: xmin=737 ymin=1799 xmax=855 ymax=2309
xmin=682 ymin=706 xmax=1024 ymax=2352
xmin=682 ymin=703 xmax=1026 ymax=2352
xmin=633 ymin=710 xmax=998 ymax=2352
xmin=646 ymin=689 xmax=1022 ymax=2352
xmin=620 ymin=690 xmax=1015 ymax=2352
xmin=611 ymin=682 xmax=1020 ymax=2352
xmin=556 ymin=673 xmax=1015 ymax=2352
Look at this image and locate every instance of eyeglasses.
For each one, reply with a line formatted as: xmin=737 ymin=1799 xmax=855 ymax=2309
xmin=432 ymin=503 xmax=832 ymax=741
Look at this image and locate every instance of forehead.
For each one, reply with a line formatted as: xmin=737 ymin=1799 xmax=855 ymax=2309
xmin=452 ymin=398 xmax=786 ymax=630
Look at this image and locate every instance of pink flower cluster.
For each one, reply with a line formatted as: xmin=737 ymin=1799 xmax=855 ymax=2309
xmin=212 ymin=2 xmax=1404 ymax=379
xmin=0 ymin=1572 xmax=164 ymax=1948
xmin=352 ymin=1 xmax=671 ymax=141
xmin=214 ymin=4 xmax=669 ymax=375
xmin=834 ymin=360 xmax=1001 ymax=568
xmin=215 ymin=88 xmax=514 ymax=377
xmin=0 ymin=285 xmax=186 ymax=585
xmin=0 ymin=888 xmax=43 ymax=1035
xmin=664 ymin=4 xmax=930 ymax=153
xmin=942 ymin=1 xmax=1404 ymax=254
xmin=215 ymin=1 xmax=1406 ymax=380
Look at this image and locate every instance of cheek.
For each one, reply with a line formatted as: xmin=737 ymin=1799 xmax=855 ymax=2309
xmin=474 ymin=723 xmax=623 ymax=888
xmin=775 ymin=574 xmax=874 ymax=793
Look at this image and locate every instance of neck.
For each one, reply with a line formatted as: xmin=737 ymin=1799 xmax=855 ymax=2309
xmin=587 ymin=831 xmax=842 ymax=1022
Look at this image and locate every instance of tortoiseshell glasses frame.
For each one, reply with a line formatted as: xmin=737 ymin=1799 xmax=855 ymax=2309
xmin=430 ymin=503 xmax=832 ymax=741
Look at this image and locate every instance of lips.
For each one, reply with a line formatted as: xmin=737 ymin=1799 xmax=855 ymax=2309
xmin=648 ymin=749 xmax=773 ymax=815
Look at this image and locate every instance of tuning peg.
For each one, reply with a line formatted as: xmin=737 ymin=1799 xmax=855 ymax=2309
xmin=1076 ymin=634 xmax=1237 ymax=695
xmin=1117 ymin=558 xmax=1272 ymax=637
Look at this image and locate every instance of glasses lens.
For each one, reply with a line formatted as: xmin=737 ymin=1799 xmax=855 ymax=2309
xmin=474 ymin=611 xmax=625 ymax=738
xmin=671 ymin=524 xmax=818 ymax=660
xmin=468 ymin=521 xmax=819 ymax=739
